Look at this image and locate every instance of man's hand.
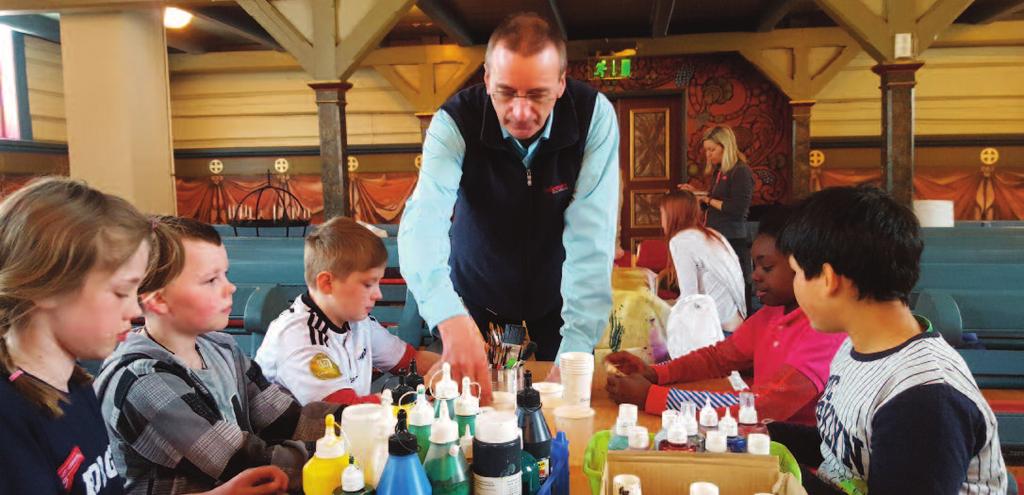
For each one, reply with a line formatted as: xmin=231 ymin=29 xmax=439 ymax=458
xmin=430 ymin=315 xmax=493 ymax=404
xmin=545 ymin=364 xmax=561 ymax=383
xmin=605 ymin=352 xmax=657 ymax=383
xmin=200 ymin=466 xmax=289 ymax=495
xmin=606 ymin=373 xmax=654 ymax=407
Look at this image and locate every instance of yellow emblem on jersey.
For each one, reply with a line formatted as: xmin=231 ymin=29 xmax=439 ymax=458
xmin=309 ymin=353 xmax=342 ymax=380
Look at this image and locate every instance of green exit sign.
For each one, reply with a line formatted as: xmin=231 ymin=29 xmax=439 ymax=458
xmin=591 ymin=56 xmax=632 ymax=80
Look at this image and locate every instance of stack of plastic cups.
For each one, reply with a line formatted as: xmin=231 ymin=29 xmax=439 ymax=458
xmin=558 ymin=352 xmax=595 ymax=408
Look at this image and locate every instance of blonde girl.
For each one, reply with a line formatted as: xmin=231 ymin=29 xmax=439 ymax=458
xmin=0 ymin=178 xmax=286 ymax=495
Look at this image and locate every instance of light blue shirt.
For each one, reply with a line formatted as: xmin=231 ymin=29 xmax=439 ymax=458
xmin=398 ymin=92 xmax=620 ymax=361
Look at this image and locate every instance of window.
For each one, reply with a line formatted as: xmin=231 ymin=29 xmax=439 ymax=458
xmin=0 ymin=26 xmax=20 ymax=139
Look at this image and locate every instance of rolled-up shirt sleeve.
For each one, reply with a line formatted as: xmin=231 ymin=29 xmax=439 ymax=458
xmin=398 ymin=110 xmax=468 ymax=329
xmin=557 ymin=94 xmax=620 ymax=360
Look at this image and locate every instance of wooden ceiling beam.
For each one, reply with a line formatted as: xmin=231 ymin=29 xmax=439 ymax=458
xmin=546 ymin=0 xmax=568 ymax=40
xmin=0 ymin=0 xmax=233 ymax=15
xmin=651 ymin=0 xmax=675 ymax=37
xmin=191 ymin=7 xmax=282 ymax=51
xmin=756 ymin=0 xmax=799 ymax=32
xmin=961 ymin=0 xmax=1024 ymax=24
xmin=416 ymin=0 xmax=474 ymax=46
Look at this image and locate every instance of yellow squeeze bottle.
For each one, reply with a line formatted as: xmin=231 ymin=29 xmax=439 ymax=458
xmin=303 ymin=414 xmax=350 ymax=495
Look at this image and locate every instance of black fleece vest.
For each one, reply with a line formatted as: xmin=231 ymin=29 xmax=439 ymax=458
xmin=440 ymin=78 xmax=599 ymax=320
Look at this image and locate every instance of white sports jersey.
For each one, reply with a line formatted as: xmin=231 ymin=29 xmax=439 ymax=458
xmin=255 ymin=293 xmax=411 ymax=404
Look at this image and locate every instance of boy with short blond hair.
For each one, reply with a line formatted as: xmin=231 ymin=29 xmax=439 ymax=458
xmin=256 ymin=217 xmax=439 ymax=405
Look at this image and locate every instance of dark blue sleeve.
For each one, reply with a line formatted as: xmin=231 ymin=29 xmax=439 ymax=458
xmin=869 ymin=383 xmax=986 ymax=494
xmin=0 ymin=411 xmax=61 ymax=494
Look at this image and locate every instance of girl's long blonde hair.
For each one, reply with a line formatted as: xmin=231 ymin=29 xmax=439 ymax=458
xmin=658 ymin=191 xmax=722 ymax=290
xmin=0 ymin=178 xmax=154 ymax=416
xmin=703 ymin=125 xmax=747 ymax=175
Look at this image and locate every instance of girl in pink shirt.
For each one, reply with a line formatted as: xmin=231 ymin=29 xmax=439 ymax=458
xmin=606 ymin=208 xmax=845 ymax=425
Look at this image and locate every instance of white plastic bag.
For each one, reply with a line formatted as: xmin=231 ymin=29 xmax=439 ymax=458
xmin=666 ymin=294 xmax=725 ymax=359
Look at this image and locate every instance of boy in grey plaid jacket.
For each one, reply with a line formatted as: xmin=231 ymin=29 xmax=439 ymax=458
xmin=94 ymin=217 xmax=339 ymax=494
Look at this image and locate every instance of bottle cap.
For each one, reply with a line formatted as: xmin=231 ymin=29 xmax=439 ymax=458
xmin=433 ymin=362 xmax=459 ymax=400
xmin=747 ymin=433 xmax=771 ymax=455
xmin=704 ymin=430 xmax=727 ymax=453
xmin=516 ymin=370 xmax=541 ymax=409
xmin=314 ymin=414 xmax=345 ymax=459
xmin=474 ymin=411 xmax=519 ymax=444
xmin=406 ymin=359 xmax=424 ymax=390
xmin=392 ymin=373 xmax=415 ymax=406
xmin=738 ymin=391 xmax=758 ymax=424
xmin=455 ymin=376 xmax=480 ymax=416
xmin=341 ymin=455 xmax=365 ymax=491
xmin=388 ymin=410 xmax=418 ymax=456
xmin=618 ymin=403 xmax=638 ymax=424
xmin=719 ymin=407 xmax=738 ymax=437
xmin=699 ymin=398 xmax=719 ymax=428
xmin=667 ymin=415 xmax=688 ymax=445
xmin=661 ymin=409 xmax=679 ymax=430
xmin=430 ymin=400 xmax=459 ymax=444
xmin=409 ymin=384 xmax=434 ymax=427
xmin=627 ymin=425 xmax=649 ymax=450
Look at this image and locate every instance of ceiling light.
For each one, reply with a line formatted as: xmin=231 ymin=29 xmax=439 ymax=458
xmin=164 ymin=7 xmax=193 ymax=29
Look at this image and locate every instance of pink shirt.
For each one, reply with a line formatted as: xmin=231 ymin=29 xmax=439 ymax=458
xmin=731 ymin=306 xmax=843 ymax=392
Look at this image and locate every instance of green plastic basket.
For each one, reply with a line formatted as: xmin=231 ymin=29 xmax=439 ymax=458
xmin=582 ymin=430 xmax=802 ymax=495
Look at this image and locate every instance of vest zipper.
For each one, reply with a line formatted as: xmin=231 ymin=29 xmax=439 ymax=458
xmin=526 ymin=168 xmax=533 ymax=187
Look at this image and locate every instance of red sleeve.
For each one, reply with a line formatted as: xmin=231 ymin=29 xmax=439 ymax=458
xmin=715 ymin=364 xmax=819 ymax=422
xmin=322 ymin=388 xmax=382 ymax=406
xmin=644 ymin=385 xmax=671 ymax=415
xmin=386 ymin=344 xmax=417 ymax=375
xmin=653 ymin=337 xmax=752 ymax=385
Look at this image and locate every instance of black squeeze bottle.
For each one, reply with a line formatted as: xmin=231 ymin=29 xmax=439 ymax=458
xmin=515 ymin=370 xmax=552 ymax=484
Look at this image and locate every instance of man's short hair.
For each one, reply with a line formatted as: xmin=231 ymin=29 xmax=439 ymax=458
xmin=304 ymin=217 xmax=388 ymax=286
xmin=778 ymin=186 xmax=923 ymax=303
xmin=486 ymin=12 xmax=567 ymax=73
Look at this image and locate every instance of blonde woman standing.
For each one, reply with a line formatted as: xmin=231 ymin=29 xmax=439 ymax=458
xmin=681 ymin=125 xmax=754 ymax=303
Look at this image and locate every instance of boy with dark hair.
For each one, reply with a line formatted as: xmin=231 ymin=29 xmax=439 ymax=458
xmin=774 ymin=186 xmax=1005 ymax=494
xmin=256 ymin=217 xmax=439 ymax=405
xmin=605 ymin=206 xmax=845 ymax=424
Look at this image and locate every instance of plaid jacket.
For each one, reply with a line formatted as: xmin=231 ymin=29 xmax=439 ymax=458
xmin=94 ymin=331 xmax=339 ymax=494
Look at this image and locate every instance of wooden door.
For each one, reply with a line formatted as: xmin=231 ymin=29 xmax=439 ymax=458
xmin=614 ymin=95 xmax=685 ymax=257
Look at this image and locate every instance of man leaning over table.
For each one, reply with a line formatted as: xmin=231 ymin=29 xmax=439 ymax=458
xmin=398 ymin=12 xmax=620 ymax=401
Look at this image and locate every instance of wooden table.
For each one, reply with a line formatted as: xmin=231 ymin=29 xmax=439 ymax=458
xmin=522 ymin=361 xmax=732 ymax=494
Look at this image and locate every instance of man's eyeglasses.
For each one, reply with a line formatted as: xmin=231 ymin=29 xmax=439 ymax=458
xmin=490 ymin=90 xmax=557 ymax=106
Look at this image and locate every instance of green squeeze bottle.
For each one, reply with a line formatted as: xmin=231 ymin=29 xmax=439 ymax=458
xmin=423 ymin=401 xmax=471 ymax=495
xmin=407 ymin=384 xmax=433 ymax=463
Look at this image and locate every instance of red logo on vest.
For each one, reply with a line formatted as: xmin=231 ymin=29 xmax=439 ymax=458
xmin=547 ymin=183 xmax=569 ymax=194
xmin=58 ymin=446 xmax=85 ymax=492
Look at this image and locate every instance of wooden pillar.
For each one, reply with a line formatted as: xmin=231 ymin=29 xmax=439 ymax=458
xmin=309 ymin=81 xmax=353 ymax=219
xmin=872 ymin=62 xmax=923 ymax=206
xmin=789 ymin=100 xmax=815 ymax=201
xmin=415 ymin=112 xmax=434 ymax=143
xmin=60 ymin=8 xmax=176 ymax=214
